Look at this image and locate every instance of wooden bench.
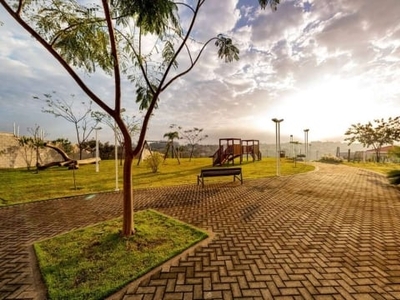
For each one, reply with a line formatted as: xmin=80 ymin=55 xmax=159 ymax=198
xmin=197 ymin=167 xmax=243 ymax=187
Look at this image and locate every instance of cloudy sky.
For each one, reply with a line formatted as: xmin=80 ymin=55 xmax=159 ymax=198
xmin=1 ymin=0 xmax=400 ymax=145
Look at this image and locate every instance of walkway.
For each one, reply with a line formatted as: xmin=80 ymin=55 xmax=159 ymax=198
xmin=1 ymin=163 xmax=400 ymax=299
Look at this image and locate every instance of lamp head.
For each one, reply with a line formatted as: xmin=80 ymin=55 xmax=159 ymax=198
xmin=272 ymin=118 xmax=284 ymax=123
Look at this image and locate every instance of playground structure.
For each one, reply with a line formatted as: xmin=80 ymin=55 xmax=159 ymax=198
xmin=212 ymin=138 xmax=262 ymax=166
xmin=137 ymin=140 xmax=180 ymax=165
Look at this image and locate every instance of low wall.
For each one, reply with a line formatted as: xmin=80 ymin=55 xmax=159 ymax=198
xmin=0 ymin=132 xmax=66 ymax=169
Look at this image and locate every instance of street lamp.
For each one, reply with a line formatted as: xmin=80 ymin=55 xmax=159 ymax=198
xmin=289 ymin=134 xmax=293 ymax=158
xmin=94 ymin=127 xmax=102 ymax=172
xmin=304 ymin=129 xmax=309 ymax=163
xmin=114 ymin=108 xmax=125 ymax=191
xmin=272 ymin=118 xmax=284 ymax=176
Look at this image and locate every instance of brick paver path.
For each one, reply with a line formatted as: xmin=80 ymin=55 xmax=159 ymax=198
xmin=1 ymin=163 xmax=400 ymax=299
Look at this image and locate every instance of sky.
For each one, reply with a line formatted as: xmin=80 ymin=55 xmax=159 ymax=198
xmin=0 ymin=0 xmax=400 ymax=145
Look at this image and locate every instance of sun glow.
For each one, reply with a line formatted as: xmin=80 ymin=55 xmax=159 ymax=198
xmin=251 ymin=77 xmax=383 ymax=141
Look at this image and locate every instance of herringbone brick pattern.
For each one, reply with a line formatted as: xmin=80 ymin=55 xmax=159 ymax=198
xmin=1 ymin=163 xmax=400 ymax=299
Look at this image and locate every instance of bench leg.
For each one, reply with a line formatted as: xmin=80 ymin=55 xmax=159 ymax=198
xmin=197 ymin=175 xmax=205 ymax=188
xmin=234 ymin=174 xmax=243 ymax=184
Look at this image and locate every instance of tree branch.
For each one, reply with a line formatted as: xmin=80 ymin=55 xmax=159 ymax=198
xmin=0 ymin=0 xmax=114 ymax=117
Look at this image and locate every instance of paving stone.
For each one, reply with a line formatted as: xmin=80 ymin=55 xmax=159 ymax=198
xmin=1 ymin=163 xmax=400 ymax=299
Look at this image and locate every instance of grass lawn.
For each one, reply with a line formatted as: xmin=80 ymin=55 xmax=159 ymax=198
xmin=342 ymin=161 xmax=400 ymax=175
xmin=34 ymin=210 xmax=208 ymax=300
xmin=3 ymin=157 xmax=313 ymax=299
xmin=0 ymin=157 xmax=314 ymax=206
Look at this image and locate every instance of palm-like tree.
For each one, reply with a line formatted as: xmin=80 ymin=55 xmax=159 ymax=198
xmin=163 ymin=131 xmax=179 ymax=159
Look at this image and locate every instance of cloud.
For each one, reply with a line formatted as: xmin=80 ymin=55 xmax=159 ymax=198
xmin=1 ymin=0 xmax=400 ymax=146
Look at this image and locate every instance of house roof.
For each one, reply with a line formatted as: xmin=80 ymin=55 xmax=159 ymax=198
xmin=365 ymin=145 xmax=396 ymax=153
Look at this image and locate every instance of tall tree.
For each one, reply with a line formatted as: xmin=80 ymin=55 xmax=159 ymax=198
xmin=188 ymin=129 xmax=208 ymax=161
xmin=1 ymin=0 xmax=280 ymax=236
xmin=18 ymin=136 xmax=35 ymax=170
xmin=344 ymin=117 xmax=400 ymax=162
xmin=27 ymin=125 xmax=46 ymax=173
xmin=18 ymin=124 xmax=46 ymax=171
xmin=94 ymin=111 xmax=141 ymax=165
xmin=171 ymin=124 xmax=208 ymax=161
xmin=163 ymin=130 xmax=180 ymax=159
xmin=51 ymin=138 xmax=73 ymax=155
xmin=36 ymin=92 xmax=102 ymax=159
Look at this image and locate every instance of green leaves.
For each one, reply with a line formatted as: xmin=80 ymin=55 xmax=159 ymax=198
xmin=135 ymin=84 xmax=158 ymax=110
xmin=112 ymin=0 xmax=181 ymax=36
xmin=258 ymin=0 xmax=280 ymax=11
xmin=33 ymin=0 xmax=113 ymax=74
xmin=162 ymin=41 xmax=178 ymax=69
xmin=344 ymin=117 xmax=400 ymax=162
xmin=215 ymin=34 xmax=240 ymax=63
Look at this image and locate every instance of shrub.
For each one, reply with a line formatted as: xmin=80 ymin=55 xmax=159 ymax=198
xmin=318 ymin=155 xmax=343 ymax=164
xmin=144 ymin=152 xmax=163 ymax=173
xmin=387 ymin=170 xmax=400 ymax=185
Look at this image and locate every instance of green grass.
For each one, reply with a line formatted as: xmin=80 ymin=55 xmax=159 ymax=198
xmin=6 ymin=157 xmax=313 ymax=299
xmin=34 ymin=210 xmax=208 ymax=300
xmin=342 ymin=161 xmax=400 ymax=175
xmin=0 ymin=157 xmax=314 ymax=206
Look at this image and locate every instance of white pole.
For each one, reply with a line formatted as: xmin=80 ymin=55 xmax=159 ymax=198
xmin=276 ymin=123 xmax=279 ymax=176
xmin=277 ymin=122 xmax=281 ymax=176
xmin=304 ymin=129 xmax=309 ymax=163
xmin=272 ymin=118 xmax=284 ymax=176
xmin=95 ymin=129 xmax=99 ymax=172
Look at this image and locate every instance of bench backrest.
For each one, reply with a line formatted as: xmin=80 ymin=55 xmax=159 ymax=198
xmin=200 ymin=168 xmax=241 ymax=176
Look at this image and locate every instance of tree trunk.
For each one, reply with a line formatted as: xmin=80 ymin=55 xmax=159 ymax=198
xmin=189 ymin=145 xmax=195 ymax=162
xmin=79 ymin=147 xmax=83 ymax=160
xmin=122 ymin=136 xmax=135 ymax=236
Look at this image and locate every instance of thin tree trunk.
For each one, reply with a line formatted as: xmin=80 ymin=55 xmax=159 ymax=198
xmin=121 ymin=133 xmax=135 ymax=235
xmin=189 ymin=145 xmax=195 ymax=162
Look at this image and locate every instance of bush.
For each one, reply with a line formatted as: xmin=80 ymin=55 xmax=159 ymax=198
xmin=387 ymin=170 xmax=400 ymax=185
xmin=144 ymin=152 xmax=163 ymax=173
xmin=318 ymin=155 xmax=343 ymax=164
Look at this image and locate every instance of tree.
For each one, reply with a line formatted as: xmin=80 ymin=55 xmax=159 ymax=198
xmin=94 ymin=111 xmax=141 ymax=165
xmin=99 ymin=141 xmax=115 ymax=160
xmin=28 ymin=125 xmax=46 ymax=173
xmin=387 ymin=145 xmax=400 ymax=185
xmin=163 ymin=130 xmax=180 ymax=159
xmin=344 ymin=117 xmax=400 ymax=162
xmin=80 ymin=139 xmax=96 ymax=158
xmin=181 ymin=127 xmax=208 ymax=161
xmin=35 ymin=92 xmax=102 ymax=159
xmin=18 ymin=124 xmax=46 ymax=171
xmin=18 ymin=136 xmax=35 ymax=170
xmin=51 ymin=138 xmax=73 ymax=155
xmin=1 ymin=0 xmax=280 ymax=236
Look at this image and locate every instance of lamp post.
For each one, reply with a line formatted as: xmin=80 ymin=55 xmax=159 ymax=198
xmin=304 ymin=129 xmax=309 ymax=163
xmin=94 ymin=127 xmax=102 ymax=172
xmin=290 ymin=134 xmax=293 ymax=159
xmin=272 ymin=118 xmax=284 ymax=176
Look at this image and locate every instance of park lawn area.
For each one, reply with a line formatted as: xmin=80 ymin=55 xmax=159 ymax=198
xmin=34 ymin=209 xmax=208 ymax=300
xmin=342 ymin=161 xmax=400 ymax=175
xmin=0 ymin=157 xmax=314 ymax=206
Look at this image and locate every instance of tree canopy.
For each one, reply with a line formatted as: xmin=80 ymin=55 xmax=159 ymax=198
xmin=1 ymin=0 xmax=281 ymax=236
xmin=344 ymin=117 xmax=400 ymax=162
